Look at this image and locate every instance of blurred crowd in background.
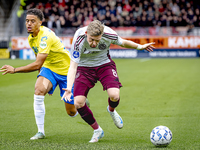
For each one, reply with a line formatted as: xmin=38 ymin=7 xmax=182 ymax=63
xmin=18 ymin=0 xmax=200 ymax=35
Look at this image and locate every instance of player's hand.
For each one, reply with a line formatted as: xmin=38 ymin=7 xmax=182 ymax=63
xmin=138 ymin=42 xmax=155 ymax=52
xmin=0 ymin=65 xmax=15 ymax=75
xmin=61 ymin=88 xmax=72 ymax=102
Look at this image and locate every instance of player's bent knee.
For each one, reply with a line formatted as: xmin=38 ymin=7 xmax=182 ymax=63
xmin=35 ymin=88 xmax=46 ymax=95
xmin=74 ymin=100 xmax=85 ymax=109
xmin=109 ymin=96 xmax=119 ymax=102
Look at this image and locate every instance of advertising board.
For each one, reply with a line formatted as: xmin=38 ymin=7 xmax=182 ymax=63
xmin=11 ymin=36 xmax=200 ymax=59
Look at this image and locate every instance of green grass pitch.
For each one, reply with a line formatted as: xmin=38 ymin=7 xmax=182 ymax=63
xmin=0 ymin=58 xmax=200 ymax=150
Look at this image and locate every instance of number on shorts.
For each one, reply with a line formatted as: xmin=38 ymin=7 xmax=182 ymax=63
xmin=112 ymin=69 xmax=118 ymax=77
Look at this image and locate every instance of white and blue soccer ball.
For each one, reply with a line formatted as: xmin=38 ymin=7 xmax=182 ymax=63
xmin=150 ymin=125 xmax=172 ymax=147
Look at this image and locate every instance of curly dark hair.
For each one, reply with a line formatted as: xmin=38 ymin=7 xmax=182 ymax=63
xmin=26 ymin=8 xmax=44 ymax=21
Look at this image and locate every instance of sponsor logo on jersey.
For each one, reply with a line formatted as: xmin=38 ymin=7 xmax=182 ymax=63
xmin=40 ymin=36 xmax=48 ymax=49
xmin=73 ymin=51 xmax=79 ymax=58
xmin=41 ymin=36 xmax=47 ymax=41
xmin=40 ymin=41 xmax=47 ymax=49
xmin=98 ymin=42 xmax=107 ymax=50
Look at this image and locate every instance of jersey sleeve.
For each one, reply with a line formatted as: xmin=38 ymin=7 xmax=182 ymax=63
xmin=38 ymin=34 xmax=53 ymax=54
xmin=113 ymin=35 xmax=123 ymax=46
xmin=105 ymin=26 xmax=123 ymax=46
xmin=70 ymin=29 xmax=83 ymax=63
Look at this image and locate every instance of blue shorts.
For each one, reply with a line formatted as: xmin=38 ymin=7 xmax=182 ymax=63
xmin=37 ymin=67 xmax=74 ymax=104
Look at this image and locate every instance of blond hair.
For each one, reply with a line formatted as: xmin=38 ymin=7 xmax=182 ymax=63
xmin=87 ymin=20 xmax=104 ymax=36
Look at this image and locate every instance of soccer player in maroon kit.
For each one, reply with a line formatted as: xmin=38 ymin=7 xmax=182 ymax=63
xmin=62 ymin=20 xmax=155 ymax=143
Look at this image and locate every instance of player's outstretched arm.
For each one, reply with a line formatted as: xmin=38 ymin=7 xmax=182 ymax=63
xmin=0 ymin=53 xmax=48 ymax=75
xmin=61 ymin=60 xmax=78 ymax=102
xmin=121 ymin=39 xmax=155 ymax=52
xmin=0 ymin=65 xmax=15 ymax=75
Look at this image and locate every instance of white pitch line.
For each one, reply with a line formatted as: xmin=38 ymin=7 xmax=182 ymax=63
xmin=140 ymin=58 xmax=151 ymax=62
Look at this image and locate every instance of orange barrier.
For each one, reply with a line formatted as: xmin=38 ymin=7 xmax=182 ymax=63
xmin=11 ymin=37 xmax=73 ymax=50
xmin=11 ymin=36 xmax=200 ymax=50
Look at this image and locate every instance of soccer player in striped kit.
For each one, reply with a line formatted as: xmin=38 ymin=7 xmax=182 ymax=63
xmin=62 ymin=20 xmax=155 ymax=143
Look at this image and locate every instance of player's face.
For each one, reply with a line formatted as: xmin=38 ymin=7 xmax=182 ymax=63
xmin=86 ymin=34 xmax=102 ymax=48
xmin=26 ymin=15 xmax=42 ymax=37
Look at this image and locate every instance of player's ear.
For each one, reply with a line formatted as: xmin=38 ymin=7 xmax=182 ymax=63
xmin=85 ymin=31 xmax=87 ymax=35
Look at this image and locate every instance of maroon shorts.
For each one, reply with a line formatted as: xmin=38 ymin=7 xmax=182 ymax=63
xmin=73 ymin=60 xmax=122 ymax=97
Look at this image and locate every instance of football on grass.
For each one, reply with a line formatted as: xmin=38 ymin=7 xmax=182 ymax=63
xmin=150 ymin=125 xmax=172 ymax=147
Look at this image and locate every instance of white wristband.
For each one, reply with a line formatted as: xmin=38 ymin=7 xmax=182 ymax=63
xmin=136 ymin=44 xmax=143 ymax=50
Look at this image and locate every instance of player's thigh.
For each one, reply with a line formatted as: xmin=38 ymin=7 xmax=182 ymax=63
xmin=35 ymin=76 xmax=53 ymax=95
xmin=98 ymin=62 xmax=122 ymax=91
xmin=74 ymin=71 xmax=95 ymax=97
xmin=107 ymin=88 xmax=120 ymax=101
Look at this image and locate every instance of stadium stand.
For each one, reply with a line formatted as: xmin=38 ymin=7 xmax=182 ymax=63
xmin=0 ymin=0 xmax=19 ymax=47
xmin=20 ymin=0 xmax=200 ymax=36
xmin=0 ymin=0 xmax=200 ymax=43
